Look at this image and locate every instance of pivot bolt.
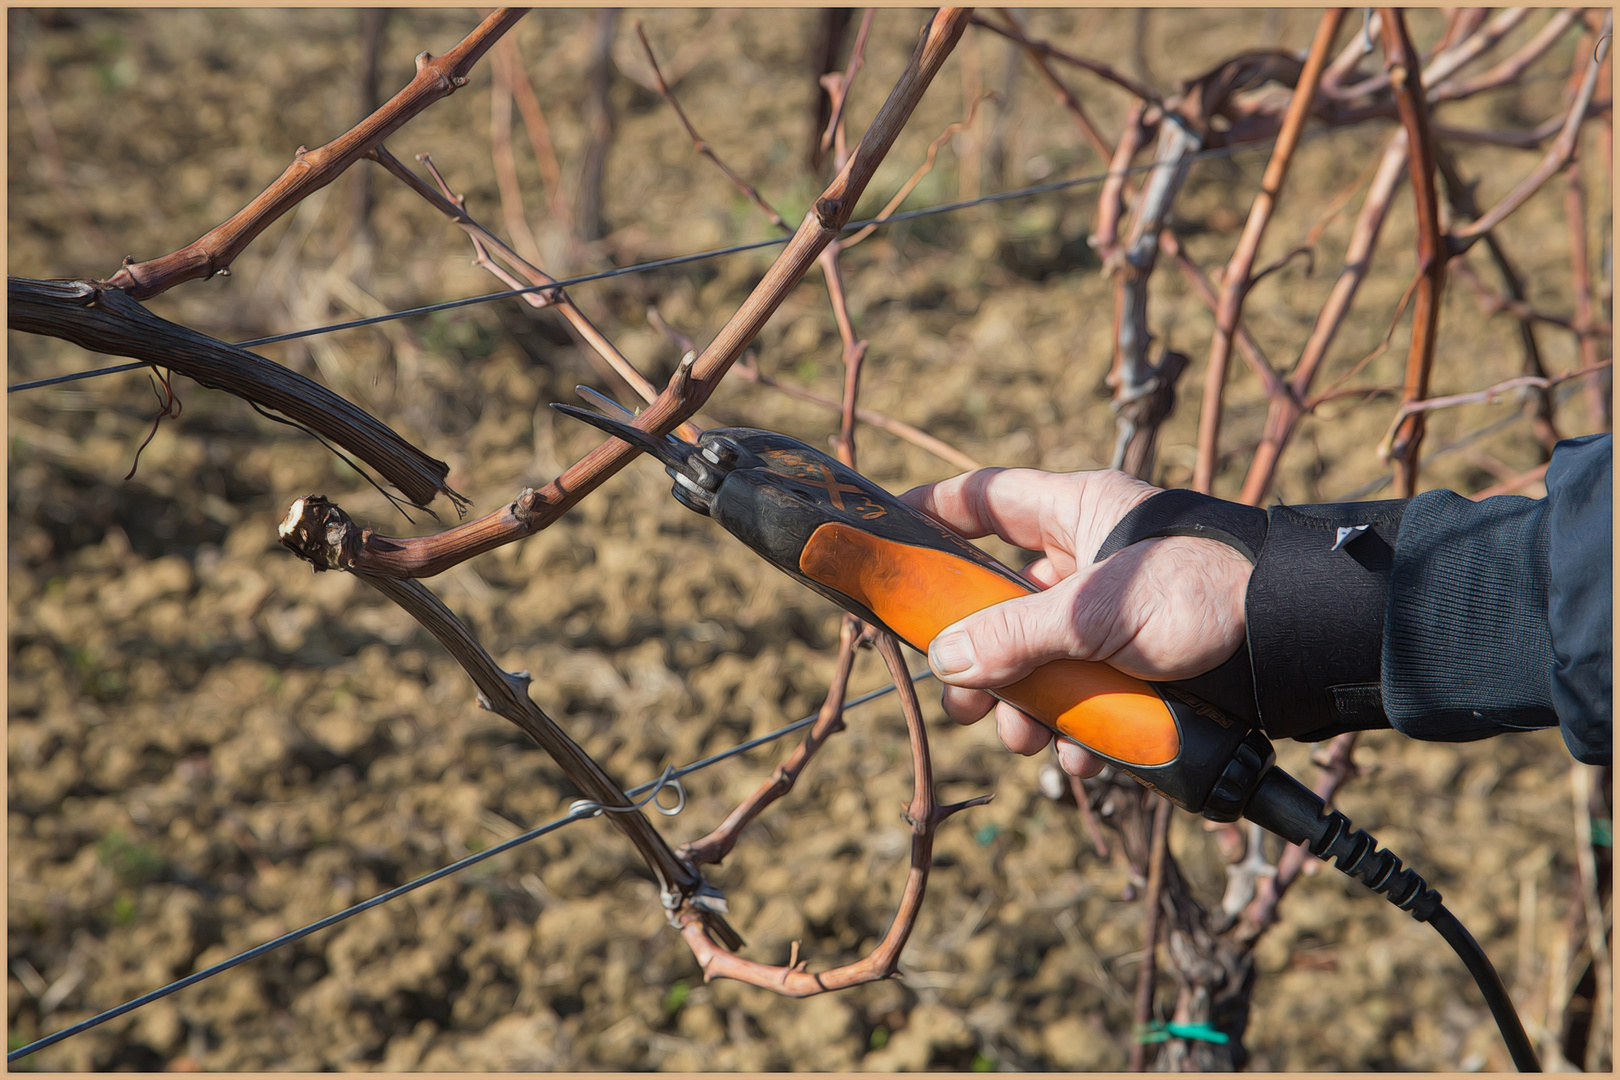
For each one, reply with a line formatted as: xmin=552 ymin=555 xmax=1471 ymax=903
xmin=702 ymin=439 xmax=742 ymax=469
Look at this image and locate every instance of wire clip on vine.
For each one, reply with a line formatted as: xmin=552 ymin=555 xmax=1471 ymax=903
xmin=568 ymin=764 xmax=688 ymax=819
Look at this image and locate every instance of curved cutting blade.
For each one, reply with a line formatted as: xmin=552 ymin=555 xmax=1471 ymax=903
xmin=551 ymin=402 xmax=697 ymax=473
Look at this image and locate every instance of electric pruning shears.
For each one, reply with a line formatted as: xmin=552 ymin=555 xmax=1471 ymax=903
xmin=555 ymin=390 xmax=1541 ymax=1070
xmin=556 ymin=392 xmax=1273 ymax=821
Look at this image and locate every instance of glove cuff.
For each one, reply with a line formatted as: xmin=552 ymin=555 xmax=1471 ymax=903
xmin=1244 ymin=500 xmax=1406 ymax=739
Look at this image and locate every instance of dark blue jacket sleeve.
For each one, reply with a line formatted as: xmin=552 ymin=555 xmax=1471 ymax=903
xmin=1381 ymin=434 xmax=1611 ymax=763
xmin=1546 ymin=434 xmax=1612 ymax=761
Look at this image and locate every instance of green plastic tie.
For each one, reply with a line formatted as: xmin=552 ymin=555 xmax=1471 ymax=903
xmin=1591 ymin=817 xmax=1612 ymax=848
xmin=1132 ymin=1021 xmax=1230 ymax=1045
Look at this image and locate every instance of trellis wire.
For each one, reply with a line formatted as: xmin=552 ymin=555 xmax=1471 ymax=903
xmin=6 ymin=133 xmax=1299 ymax=394
xmin=8 ymin=670 xmax=933 ymax=1063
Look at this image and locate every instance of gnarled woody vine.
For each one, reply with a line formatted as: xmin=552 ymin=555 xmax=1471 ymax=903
xmin=9 ymin=6 xmax=1611 ymax=1069
xmin=277 ymin=5 xmax=978 ymax=990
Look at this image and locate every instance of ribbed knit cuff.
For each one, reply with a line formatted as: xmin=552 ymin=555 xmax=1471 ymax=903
xmin=1544 ymin=434 xmax=1610 ymax=762
xmin=1381 ymin=490 xmax=1555 ymax=740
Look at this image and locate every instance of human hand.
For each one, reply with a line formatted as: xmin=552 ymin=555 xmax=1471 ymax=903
xmin=898 ymin=468 xmax=1254 ymax=777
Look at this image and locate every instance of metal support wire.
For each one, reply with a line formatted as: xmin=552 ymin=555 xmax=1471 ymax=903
xmin=8 ymin=668 xmax=933 ymax=1063
xmin=7 ymin=135 xmax=1290 ymax=394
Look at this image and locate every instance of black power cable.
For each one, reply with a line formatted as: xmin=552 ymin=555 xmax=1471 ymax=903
xmin=1245 ymin=767 xmax=1541 ymax=1071
xmin=1428 ymin=908 xmax=1541 ymax=1072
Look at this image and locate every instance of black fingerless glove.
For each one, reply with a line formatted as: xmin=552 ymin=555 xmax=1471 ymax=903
xmin=1097 ymin=489 xmax=1405 ymax=741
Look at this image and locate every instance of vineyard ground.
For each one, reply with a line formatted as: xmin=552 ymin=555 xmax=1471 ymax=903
xmin=7 ymin=8 xmax=1601 ymax=1070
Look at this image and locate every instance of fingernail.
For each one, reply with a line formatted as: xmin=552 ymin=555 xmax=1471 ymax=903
xmin=1055 ymin=739 xmax=1086 ymax=774
xmin=929 ymin=631 xmax=976 ymax=679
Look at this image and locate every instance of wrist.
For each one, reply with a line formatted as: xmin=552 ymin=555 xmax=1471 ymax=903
xmin=1094 ymin=490 xmax=1268 ymax=728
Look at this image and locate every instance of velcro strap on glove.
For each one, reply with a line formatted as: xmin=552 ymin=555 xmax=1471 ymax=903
xmin=1245 ymin=500 xmax=1405 ymax=739
xmin=1096 ymin=488 xmax=1270 ymax=564
xmin=1095 ymin=490 xmax=1269 ymax=730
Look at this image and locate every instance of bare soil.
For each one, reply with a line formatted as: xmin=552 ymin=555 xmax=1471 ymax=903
xmin=8 ymin=8 xmax=1607 ymax=1071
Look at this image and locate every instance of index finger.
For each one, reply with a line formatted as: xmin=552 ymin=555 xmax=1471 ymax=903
xmin=899 ymin=468 xmax=1081 ymax=558
xmin=900 ymin=467 xmax=1161 ymax=564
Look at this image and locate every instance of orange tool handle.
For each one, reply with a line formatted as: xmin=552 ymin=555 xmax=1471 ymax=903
xmin=798 ymin=521 xmax=1182 ymax=767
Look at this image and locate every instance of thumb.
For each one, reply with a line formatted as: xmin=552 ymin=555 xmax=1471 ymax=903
xmin=927 ymin=580 xmax=1088 ymax=689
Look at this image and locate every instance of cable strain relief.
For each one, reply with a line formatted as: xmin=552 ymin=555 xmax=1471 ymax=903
xmin=1245 ymin=768 xmax=1443 ymax=922
xmin=1310 ymin=809 xmax=1443 ymax=921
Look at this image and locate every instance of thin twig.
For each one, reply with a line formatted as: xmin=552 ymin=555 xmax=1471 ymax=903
xmin=614 ymin=8 xmax=743 ymax=95
xmin=1564 ymin=128 xmax=1612 ymax=428
xmin=488 ymin=36 xmax=545 ymax=266
xmin=640 ymin=14 xmax=973 ymax=477
xmin=1382 ymin=8 xmax=1447 ymax=498
xmin=1334 ymin=8 xmax=1561 ymax=105
xmin=643 ymin=7 xmax=870 ymax=473
xmin=1420 ymin=7 xmax=1532 ymax=90
xmin=1192 ymin=9 xmax=1343 ymax=493
xmin=1449 ymin=12 xmax=1611 ymax=249
xmin=730 ymin=356 xmax=982 ymax=472
xmin=819 ymin=243 xmax=868 ymax=470
xmin=805 ymin=22 xmax=871 ymax=474
xmin=820 ymin=9 xmax=876 ymax=156
xmin=679 ymin=617 xmax=864 ymax=868
xmin=677 ymin=632 xmax=988 ymax=994
xmin=1451 ymin=257 xmax=1610 ymax=339
xmin=1435 ymin=142 xmax=1560 ymax=452
xmin=842 ymin=90 xmax=999 ymax=249
xmin=1128 ymin=796 xmax=1172 ymax=1071
xmin=1241 ymin=124 xmax=1403 ymax=507
xmin=1305 ymin=263 xmax=1424 ymax=412
xmin=1322 ymin=8 xmax=1378 ymax=92
xmin=124 ymin=369 xmax=182 ymax=482
xmin=104 ymin=8 xmax=528 ymax=299
xmin=369 ymin=147 xmax=701 ymax=442
xmin=1435 ymin=9 xmax=1489 ymax=56
xmin=1377 ymin=362 xmax=1612 ymax=460
xmin=969 ymin=12 xmax=1157 ymax=102
xmin=1066 ymin=773 xmax=1112 ymax=859
xmin=1433 ymin=102 xmax=1612 ymax=151
xmin=1159 ymin=231 xmax=1291 ymax=405
xmin=989 ymin=9 xmax=1114 ymax=163
xmin=502 ymin=33 xmax=571 ymax=232
xmin=637 ymin=9 xmax=877 ymax=476
xmin=637 ymin=21 xmax=791 ymax=236
xmin=1428 ymin=8 xmax=1583 ymax=103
